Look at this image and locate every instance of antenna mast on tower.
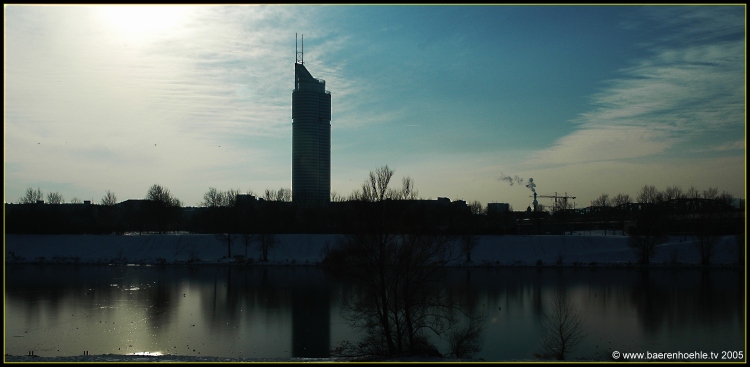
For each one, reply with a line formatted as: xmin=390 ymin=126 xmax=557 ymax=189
xmin=296 ymin=33 xmax=304 ymax=65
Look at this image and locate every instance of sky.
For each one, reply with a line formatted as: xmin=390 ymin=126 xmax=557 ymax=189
xmin=4 ymin=4 xmax=746 ymax=210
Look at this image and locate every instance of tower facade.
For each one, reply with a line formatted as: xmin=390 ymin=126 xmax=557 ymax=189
xmin=292 ymin=39 xmax=331 ymax=208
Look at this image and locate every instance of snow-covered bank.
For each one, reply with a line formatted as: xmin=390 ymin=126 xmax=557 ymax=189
xmin=3 ymin=354 xmax=483 ymax=363
xmin=4 ymin=232 xmax=742 ymax=267
xmin=3 ymin=354 xmax=339 ymax=363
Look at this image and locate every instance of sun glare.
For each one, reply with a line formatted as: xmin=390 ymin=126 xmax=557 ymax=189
xmin=96 ymin=5 xmax=191 ymax=43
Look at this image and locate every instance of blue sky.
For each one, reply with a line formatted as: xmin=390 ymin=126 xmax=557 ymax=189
xmin=4 ymin=5 xmax=745 ymax=210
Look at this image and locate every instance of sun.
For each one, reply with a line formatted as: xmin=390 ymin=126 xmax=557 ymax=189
xmin=96 ymin=5 xmax=192 ymax=43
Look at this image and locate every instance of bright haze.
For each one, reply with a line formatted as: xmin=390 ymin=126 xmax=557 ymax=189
xmin=4 ymin=5 xmax=745 ymax=210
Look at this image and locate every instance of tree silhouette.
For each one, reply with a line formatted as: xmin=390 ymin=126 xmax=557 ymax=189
xmin=460 ymin=234 xmax=479 ymax=263
xmin=99 ymin=190 xmax=118 ymax=234
xmin=627 ymin=204 xmax=666 ymax=265
xmin=263 ymin=188 xmax=291 ymax=202
xmin=145 ymin=184 xmax=182 ymax=233
xmin=693 ymin=199 xmax=729 ymax=266
xmin=637 ymin=184 xmax=660 ymax=204
xmin=468 ymin=200 xmax=484 ymax=215
xmin=326 ymin=166 xmax=482 ymax=359
xmin=447 ymin=312 xmax=486 ymax=359
xmin=349 ymin=165 xmax=418 ymax=202
xmin=201 ymin=187 xmax=241 ymax=258
xmin=202 ymin=187 xmax=224 ymax=207
xmin=612 ymin=193 xmax=632 ymax=235
xmin=101 ymin=190 xmax=117 ymax=206
xmin=536 ymin=288 xmax=586 ymax=360
xmin=46 ymin=191 xmax=64 ymax=204
xmin=19 ymin=187 xmax=44 ymax=204
xmin=662 ymin=185 xmax=684 ymax=201
xmin=592 ymin=193 xmax=611 ymax=235
xmin=327 ymin=232 xmax=463 ymax=358
xmin=254 ymin=233 xmax=277 ymax=262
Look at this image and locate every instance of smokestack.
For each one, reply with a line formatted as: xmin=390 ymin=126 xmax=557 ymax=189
xmin=527 ymin=178 xmax=538 ymax=212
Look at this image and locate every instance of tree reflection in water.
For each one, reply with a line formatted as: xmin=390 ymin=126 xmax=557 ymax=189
xmin=324 ymin=232 xmax=486 ymax=359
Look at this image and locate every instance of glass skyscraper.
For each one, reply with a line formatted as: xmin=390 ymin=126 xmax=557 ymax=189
xmin=292 ymin=58 xmax=331 ymax=208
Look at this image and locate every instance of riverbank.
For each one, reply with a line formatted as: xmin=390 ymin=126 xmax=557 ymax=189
xmin=3 ymin=354 xmax=490 ymax=363
xmin=4 ymin=232 xmax=743 ymax=267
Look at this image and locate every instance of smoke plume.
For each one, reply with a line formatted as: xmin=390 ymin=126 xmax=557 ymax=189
xmin=499 ymin=173 xmax=535 ymax=193
xmin=499 ymin=173 xmax=525 ymax=186
xmin=526 ymin=178 xmax=536 ymax=193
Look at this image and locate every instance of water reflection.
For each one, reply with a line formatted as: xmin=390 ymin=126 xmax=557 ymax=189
xmin=290 ymin=268 xmax=331 ymax=358
xmin=5 ymin=265 xmax=744 ymax=361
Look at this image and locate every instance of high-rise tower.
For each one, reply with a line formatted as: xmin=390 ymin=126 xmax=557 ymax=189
xmin=292 ymin=34 xmax=331 ymax=208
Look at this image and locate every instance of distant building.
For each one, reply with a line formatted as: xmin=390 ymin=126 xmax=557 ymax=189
xmin=487 ymin=202 xmax=510 ymax=214
xmin=292 ymin=36 xmax=331 ymax=208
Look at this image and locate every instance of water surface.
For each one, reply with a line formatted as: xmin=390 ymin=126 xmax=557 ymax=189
xmin=5 ymin=264 xmax=745 ymax=361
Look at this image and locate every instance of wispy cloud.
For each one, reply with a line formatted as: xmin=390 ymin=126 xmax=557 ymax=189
xmin=524 ymin=6 xmax=744 ymax=168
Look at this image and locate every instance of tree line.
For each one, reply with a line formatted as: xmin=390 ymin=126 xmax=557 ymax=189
xmin=7 ymin=169 xmax=743 ymax=238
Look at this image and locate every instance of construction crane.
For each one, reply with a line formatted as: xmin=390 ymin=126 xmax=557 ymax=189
xmin=529 ymin=192 xmax=576 ymax=212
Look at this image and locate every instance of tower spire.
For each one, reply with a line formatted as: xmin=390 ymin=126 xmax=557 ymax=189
xmin=296 ymin=33 xmax=304 ymax=65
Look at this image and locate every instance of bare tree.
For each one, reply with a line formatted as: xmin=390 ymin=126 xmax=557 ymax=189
xmin=331 ymin=191 xmax=346 ymax=202
xmin=101 ymin=190 xmax=117 ymax=206
xmin=667 ymin=185 xmax=732 ymax=206
xmin=662 ymin=185 xmax=684 ymax=201
xmin=202 ymin=187 xmax=240 ymax=207
xmin=349 ymin=165 xmax=418 ymax=202
xmin=216 ymin=233 xmax=235 ymax=258
xmin=628 ymin=232 xmax=665 ymax=265
xmin=255 ymin=233 xmax=277 ymax=262
xmin=239 ymin=233 xmax=250 ymax=259
xmin=223 ymin=188 xmax=240 ymax=206
xmin=701 ymin=187 xmax=719 ymax=200
xmin=686 ymin=185 xmax=701 ymax=199
xmin=637 ymin=185 xmax=660 ymax=204
xmin=358 ymin=165 xmax=394 ymax=202
xmin=592 ymin=193 xmax=611 ymax=235
xmin=627 ymin=206 xmax=666 ymax=265
xmin=146 ymin=184 xmax=181 ymax=207
xmin=389 ymin=176 xmax=418 ymax=200
xmin=447 ymin=313 xmax=486 ymax=359
xmin=460 ymin=234 xmax=480 ymax=263
xmin=20 ymin=187 xmax=44 ymax=204
xmin=146 ymin=184 xmax=182 ymax=233
xmin=263 ymin=188 xmax=291 ymax=202
xmin=202 ymin=187 xmax=224 ymax=207
xmin=612 ymin=193 xmax=631 ymax=235
xmin=611 ymin=193 xmax=631 ymax=207
xmin=468 ymin=200 xmax=483 ymax=215
xmin=693 ymin=199 xmax=726 ymax=266
xmin=47 ymin=191 xmax=64 ymax=204
xmin=99 ymin=190 xmax=118 ymax=234
xmin=536 ymin=289 xmax=586 ymax=360
xmin=201 ymin=187 xmax=242 ymax=257
xmin=591 ymin=193 xmax=610 ymax=207
xmin=70 ymin=197 xmax=82 ymax=204
xmin=695 ymin=233 xmax=720 ymax=266
xmin=326 ymin=232 xmax=467 ymax=358
xmin=717 ymin=190 xmax=735 ymax=206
